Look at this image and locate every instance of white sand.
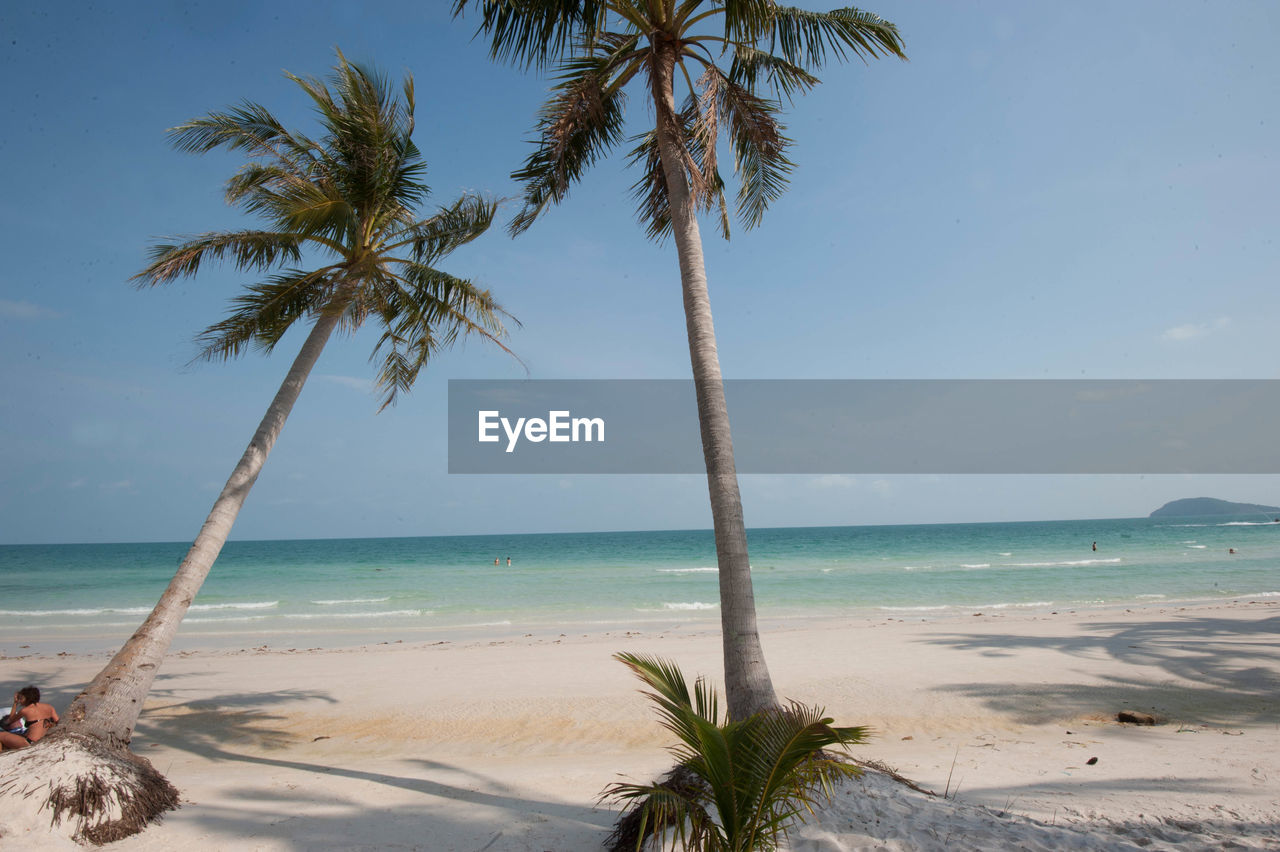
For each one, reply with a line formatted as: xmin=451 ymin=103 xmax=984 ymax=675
xmin=3 ymin=599 xmax=1278 ymax=850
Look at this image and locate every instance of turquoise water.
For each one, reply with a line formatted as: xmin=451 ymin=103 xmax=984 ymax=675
xmin=2 ymin=516 xmax=1278 ymax=653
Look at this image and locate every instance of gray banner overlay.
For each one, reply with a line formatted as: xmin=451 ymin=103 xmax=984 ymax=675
xmin=447 ymin=380 xmax=1280 ymax=474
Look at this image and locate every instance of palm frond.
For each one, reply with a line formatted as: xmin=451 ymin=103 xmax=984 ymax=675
xmin=606 ymin=655 xmax=869 ymax=852
xmin=141 ymin=49 xmax=514 ymax=407
xmin=134 ymin=231 xmax=305 ymax=286
xmin=290 ymin=54 xmax=428 ymax=238
xmin=721 ymin=0 xmax=780 ymax=44
xmin=627 ymin=113 xmax=729 ymax=242
xmin=626 ymin=130 xmax=673 ymax=241
xmin=729 ymin=45 xmax=820 ymax=101
xmin=707 ymin=68 xmax=793 ymax=229
xmin=453 ymin=0 xmax=607 ymax=70
xmin=237 ymin=176 xmax=356 ymax=245
xmin=509 ymin=47 xmax=631 ymax=234
xmin=386 ymin=193 xmax=498 ymax=263
xmin=192 ymin=266 xmax=338 ymax=362
xmin=371 ymin=261 xmax=516 ymax=409
xmin=168 ymin=103 xmax=315 ymax=171
xmin=224 ymin=163 xmax=316 ymax=208
xmin=769 ymin=6 xmax=906 ymax=70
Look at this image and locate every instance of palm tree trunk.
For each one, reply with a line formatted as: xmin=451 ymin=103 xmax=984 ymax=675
xmin=648 ymin=42 xmax=778 ymax=719
xmin=60 ymin=308 xmax=342 ymax=747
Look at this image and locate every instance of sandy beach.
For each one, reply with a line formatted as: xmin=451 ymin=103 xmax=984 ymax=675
xmin=3 ymin=599 xmax=1278 ymax=850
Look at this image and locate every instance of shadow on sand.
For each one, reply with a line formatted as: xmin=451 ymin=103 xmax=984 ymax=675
xmin=122 ymin=674 xmax=614 ymax=850
xmin=920 ymin=612 xmax=1280 ymax=726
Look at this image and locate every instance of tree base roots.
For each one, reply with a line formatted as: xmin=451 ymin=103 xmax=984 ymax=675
xmin=0 ymin=732 xmax=179 ymax=845
xmin=605 ymin=763 xmax=705 ymax=852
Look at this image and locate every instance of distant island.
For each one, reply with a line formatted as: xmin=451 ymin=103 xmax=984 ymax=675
xmin=1150 ymin=497 xmax=1280 ymax=518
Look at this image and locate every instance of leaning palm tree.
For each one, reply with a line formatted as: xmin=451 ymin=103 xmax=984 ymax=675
xmin=0 ymin=51 xmax=511 ymax=844
xmin=455 ymin=0 xmax=905 ymax=718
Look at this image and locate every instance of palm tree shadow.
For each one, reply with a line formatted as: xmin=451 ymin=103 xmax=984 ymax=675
xmin=130 ymin=679 xmax=614 ymax=844
xmin=921 ymin=613 xmax=1280 ymax=725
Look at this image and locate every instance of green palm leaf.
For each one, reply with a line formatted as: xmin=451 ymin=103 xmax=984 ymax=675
xmin=605 ymin=654 xmax=869 ymax=852
xmin=510 ymin=48 xmax=632 ymax=234
xmin=192 ymin=266 xmax=339 ymax=362
xmin=728 ymin=45 xmax=820 ymax=101
xmin=388 ymin=193 xmax=499 ymax=262
xmin=769 ymin=6 xmax=906 ymax=69
xmin=137 ymin=50 xmax=514 ymax=405
xmin=137 ymin=231 xmax=306 ymax=284
xmin=462 ymin=1 xmax=904 ymax=237
xmin=454 ymin=0 xmax=609 ymax=70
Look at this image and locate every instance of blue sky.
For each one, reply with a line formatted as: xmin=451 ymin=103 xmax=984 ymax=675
xmin=2 ymin=1 xmax=1277 ymax=544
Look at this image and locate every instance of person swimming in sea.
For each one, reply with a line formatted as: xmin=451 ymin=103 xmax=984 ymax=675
xmin=0 ymin=685 xmax=59 ymax=750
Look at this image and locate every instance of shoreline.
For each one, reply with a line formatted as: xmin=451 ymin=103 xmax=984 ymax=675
xmin=6 ymin=591 xmax=1277 ymax=659
xmin=3 ymin=598 xmax=1278 ymax=848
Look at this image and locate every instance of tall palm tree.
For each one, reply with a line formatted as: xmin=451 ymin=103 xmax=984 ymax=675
xmin=455 ymin=0 xmax=905 ymax=718
xmin=3 ymin=51 xmax=512 ymax=844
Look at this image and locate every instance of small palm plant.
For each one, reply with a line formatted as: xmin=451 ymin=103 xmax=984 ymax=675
xmin=604 ymin=653 xmax=869 ymax=852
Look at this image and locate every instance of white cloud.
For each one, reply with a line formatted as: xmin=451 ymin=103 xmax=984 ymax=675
xmin=1161 ymin=317 xmax=1230 ymax=342
xmin=0 ymin=299 xmax=59 ymax=320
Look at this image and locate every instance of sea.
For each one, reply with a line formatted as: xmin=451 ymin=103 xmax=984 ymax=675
xmin=2 ymin=515 xmax=1278 ymax=655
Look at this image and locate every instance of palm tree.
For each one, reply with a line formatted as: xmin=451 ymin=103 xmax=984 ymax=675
xmin=603 ymin=652 xmax=868 ymax=851
xmin=454 ymin=0 xmax=905 ymax=718
xmin=1 ymin=51 xmax=512 ymax=844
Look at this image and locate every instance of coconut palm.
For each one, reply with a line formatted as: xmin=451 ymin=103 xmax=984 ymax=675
xmin=603 ymin=652 xmax=868 ymax=851
xmin=455 ymin=0 xmax=905 ymax=718
xmin=1 ymin=51 xmax=512 ymax=844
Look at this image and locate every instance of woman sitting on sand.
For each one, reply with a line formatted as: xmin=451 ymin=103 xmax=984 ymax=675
xmin=0 ymin=685 xmax=59 ymax=750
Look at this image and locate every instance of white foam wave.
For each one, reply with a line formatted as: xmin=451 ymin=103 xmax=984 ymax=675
xmin=0 ymin=606 xmax=151 ymax=617
xmin=189 ymin=601 xmax=279 ymax=612
xmin=662 ymin=602 xmax=718 ymax=611
xmin=1238 ymin=591 xmax=1280 ymax=598
xmin=312 ymin=597 xmax=391 ymax=605
xmin=184 ymin=615 xmax=271 ymax=624
xmin=1007 ymin=558 xmax=1122 ymax=568
xmin=975 ymin=601 xmax=1054 ymax=609
xmin=998 ymin=552 xmax=1013 ymax=557
xmin=284 ymin=609 xmax=426 ymax=620
xmin=1220 ymin=521 xmax=1279 ymax=526
xmin=1185 ymin=545 xmax=1207 ymax=549
xmin=878 ymin=605 xmax=950 ymax=612
xmin=657 ymin=568 xmax=718 ymax=574
xmin=960 ymin=563 xmax=990 ymax=569
xmin=1137 ymin=594 xmax=1167 ymax=599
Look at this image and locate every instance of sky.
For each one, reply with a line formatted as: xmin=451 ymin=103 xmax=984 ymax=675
xmin=1 ymin=1 xmax=1278 ymax=545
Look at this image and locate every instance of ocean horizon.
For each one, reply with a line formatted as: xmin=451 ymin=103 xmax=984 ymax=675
xmin=3 ymin=514 xmax=1278 ymax=655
